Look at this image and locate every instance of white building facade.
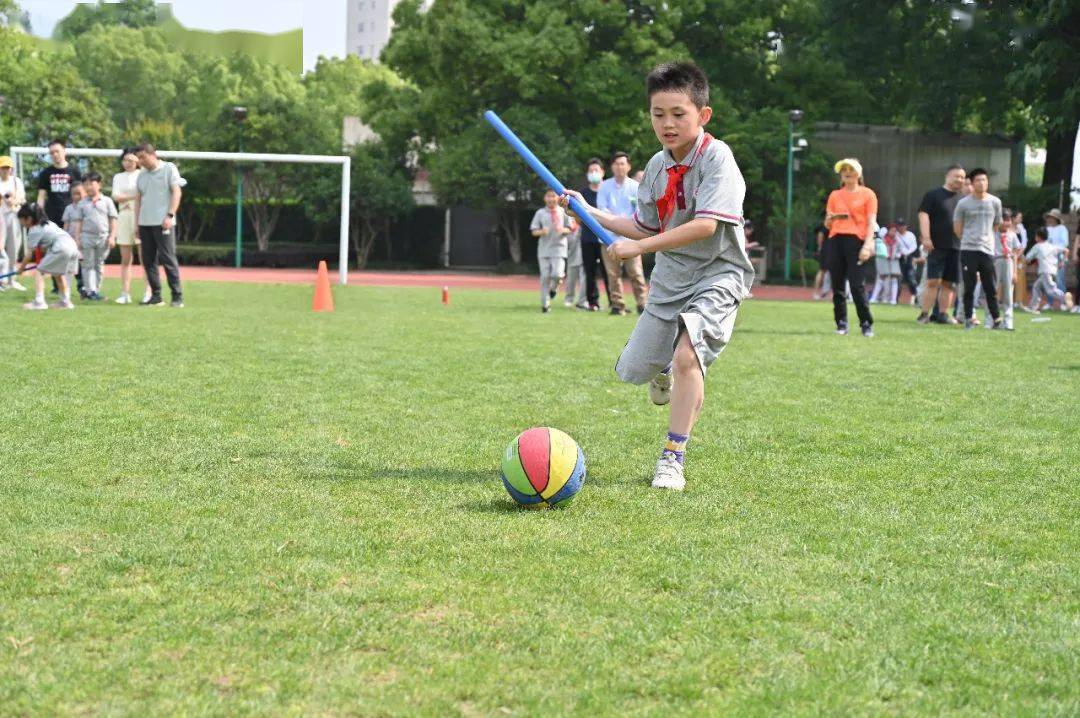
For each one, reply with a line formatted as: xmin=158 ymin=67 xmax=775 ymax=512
xmin=346 ymin=0 xmax=430 ymax=61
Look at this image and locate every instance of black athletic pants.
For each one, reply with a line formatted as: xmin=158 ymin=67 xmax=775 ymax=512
xmin=580 ymin=240 xmax=606 ymax=308
xmin=960 ymin=250 xmax=999 ymax=322
xmin=139 ymin=225 xmax=183 ymax=301
xmin=828 ymin=234 xmax=873 ymax=328
xmin=899 ymin=253 xmax=918 ymax=297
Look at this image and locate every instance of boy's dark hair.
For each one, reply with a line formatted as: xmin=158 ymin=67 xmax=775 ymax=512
xmin=646 ymin=61 xmax=709 ymax=108
xmin=135 ymin=142 xmax=157 ymax=155
xmin=84 ymin=171 xmax=102 ymax=183
xmin=611 ymin=151 xmax=630 ymax=164
xmin=968 ymin=167 xmax=988 ymax=180
xmin=1035 ymin=227 xmax=1048 ymax=240
xmin=585 ymin=157 xmax=604 ymax=170
xmin=48 ymin=138 xmax=67 ymax=149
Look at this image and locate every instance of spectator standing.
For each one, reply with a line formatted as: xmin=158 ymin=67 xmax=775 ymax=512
xmin=870 ymin=223 xmax=902 ymax=304
xmin=823 ymin=158 xmax=877 ymax=336
xmin=973 ymin=208 xmax=1022 ymax=330
xmin=134 ymin=143 xmax=184 ymax=308
xmin=1044 ymin=209 xmax=1070 ymax=293
xmin=579 ymin=158 xmax=606 ymax=311
xmin=530 ymin=189 xmax=572 ymax=313
xmin=563 ymin=219 xmax=588 ymax=309
xmin=597 ymin=152 xmax=648 ymax=315
xmin=111 ymin=149 xmax=143 ymax=304
xmin=1013 ymin=210 xmax=1029 ymax=250
xmin=916 ymin=165 xmax=966 ymax=325
xmin=0 ymin=155 xmax=27 ymax=291
xmin=811 ymin=223 xmax=830 ymax=299
xmin=36 ymin=139 xmax=83 ymax=296
xmin=894 ymin=218 xmax=919 ymax=304
xmin=71 ymin=172 xmax=118 ymax=301
xmin=1072 ymin=223 xmax=1080 ymax=312
xmin=953 ymin=168 xmax=1004 ymax=330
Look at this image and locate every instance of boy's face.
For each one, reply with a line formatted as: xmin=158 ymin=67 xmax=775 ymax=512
xmin=87 ymin=180 xmax=101 ymax=196
xmin=970 ymin=174 xmax=988 ymax=194
xmin=71 ymin=186 xmax=85 ymax=202
xmin=650 ymin=90 xmax=711 ymax=155
xmin=544 ymin=191 xmax=557 ymax=207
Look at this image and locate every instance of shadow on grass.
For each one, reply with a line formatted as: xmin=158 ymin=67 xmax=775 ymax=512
xmin=306 ymin=463 xmax=496 ymax=484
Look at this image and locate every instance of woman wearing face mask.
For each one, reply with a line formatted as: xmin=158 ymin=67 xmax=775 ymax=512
xmin=579 ymin=158 xmax=607 ymax=311
xmin=111 ymin=148 xmax=144 ymax=304
xmin=823 ymin=158 xmax=877 ymax=337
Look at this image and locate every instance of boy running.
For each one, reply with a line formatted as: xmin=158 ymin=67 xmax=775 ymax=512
xmin=561 ymin=61 xmax=753 ymax=491
xmin=1024 ymin=228 xmax=1074 ymax=313
xmin=530 ymin=189 xmax=572 ymax=313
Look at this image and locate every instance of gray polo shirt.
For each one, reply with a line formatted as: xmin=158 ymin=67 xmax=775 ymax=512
xmin=530 ymin=207 xmax=571 ymax=259
xmin=136 ymin=161 xmax=181 ymax=226
xmin=75 ymin=196 xmax=118 ymax=242
xmin=633 ymin=131 xmax=754 ymax=319
xmin=954 ymin=193 xmax=1002 ymax=255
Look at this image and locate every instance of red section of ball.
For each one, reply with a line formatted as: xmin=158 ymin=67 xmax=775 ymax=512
xmin=516 ymin=427 xmax=550 ymax=493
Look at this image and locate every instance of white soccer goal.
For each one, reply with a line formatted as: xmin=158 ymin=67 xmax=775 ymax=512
xmin=8 ymin=147 xmax=353 ymax=285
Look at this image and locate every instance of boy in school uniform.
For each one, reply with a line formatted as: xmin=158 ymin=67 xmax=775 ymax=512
xmin=1024 ymin=228 xmax=1074 ymax=313
xmin=561 ymin=61 xmax=753 ymax=491
xmin=71 ymin=172 xmax=118 ymax=301
xmin=530 ymin=189 xmax=572 ymax=313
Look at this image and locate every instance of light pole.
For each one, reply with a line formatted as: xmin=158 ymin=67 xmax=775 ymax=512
xmin=232 ymin=106 xmax=247 ymax=269
xmin=784 ymin=109 xmax=804 ymax=281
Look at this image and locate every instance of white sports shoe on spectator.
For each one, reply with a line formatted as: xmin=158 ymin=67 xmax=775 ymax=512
xmin=9 ymin=280 xmax=26 ymax=292
xmin=115 ymin=294 xmax=131 ymax=304
xmin=648 ymin=371 xmax=672 ymax=406
xmin=651 ymin=454 xmax=685 ymax=491
xmin=22 ymin=298 xmax=48 ymax=311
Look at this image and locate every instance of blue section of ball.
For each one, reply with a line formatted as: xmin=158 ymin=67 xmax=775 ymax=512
xmin=501 ymin=474 xmax=545 ymax=505
xmin=547 ymin=447 xmax=586 ymax=506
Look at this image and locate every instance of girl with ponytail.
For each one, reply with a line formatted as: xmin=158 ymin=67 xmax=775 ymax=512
xmin=16 ymin=203 xmax=80 ymax=310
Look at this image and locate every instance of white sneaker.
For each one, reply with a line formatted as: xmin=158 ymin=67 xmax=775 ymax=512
xmin=651 ymin=454 xmax=685 ymax=491
xmin=9 ymin=280 xmax=26 ymax=292
xmin=50 ymin=300 xmax=75 ymax=310
xmin=115 ymin=294 xmax=131 ymax=305
xmin=22 ymin=298 xmax=48 ymax=311
xmin=648 ymin=371 xmax=673 ymax=406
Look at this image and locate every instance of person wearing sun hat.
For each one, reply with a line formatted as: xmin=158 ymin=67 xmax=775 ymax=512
xmin=823 ymin=157 xmax=878 ymax=336
xmin=0 ymin=155 xmax=28 ymax=291
xmin=1043 ymin=208 xmax=1070 ymax=293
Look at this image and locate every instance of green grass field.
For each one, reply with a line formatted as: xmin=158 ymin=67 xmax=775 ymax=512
xmin=1 ymin=280 xmax=1077 ymax=716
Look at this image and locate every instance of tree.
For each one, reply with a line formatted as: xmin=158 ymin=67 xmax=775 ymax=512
xmin=348 ymin=141 xmax=415 ymax=268
xmin=0 ymin=25 xmax=116 ymax=152
xmin=54 ymin=0 xmax=155 ymax=41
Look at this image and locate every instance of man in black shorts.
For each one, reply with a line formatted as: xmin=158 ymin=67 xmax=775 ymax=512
xmin=916 ymin=165 xmax=965 ymax=324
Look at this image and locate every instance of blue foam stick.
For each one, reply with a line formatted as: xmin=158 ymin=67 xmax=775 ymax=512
xmin=484 ymin=110 xmax=615 ymax=246
xmin=0 ymin=264 xmax=35 ymax=281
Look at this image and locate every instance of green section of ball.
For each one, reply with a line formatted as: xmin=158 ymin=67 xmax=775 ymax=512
xmin=500 ymin=438 xmax=536 ymax=496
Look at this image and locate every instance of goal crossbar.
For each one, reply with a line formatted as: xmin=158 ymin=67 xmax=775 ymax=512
xmin=9 ymin=147 xmax=353 ymax=285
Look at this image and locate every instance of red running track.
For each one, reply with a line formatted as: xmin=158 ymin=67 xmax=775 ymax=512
xmin=103 ymin=265 xmax=819 ymax=302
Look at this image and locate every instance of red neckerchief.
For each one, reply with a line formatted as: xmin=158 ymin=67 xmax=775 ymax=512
xmin=657 ymin=133 xmax=713 ymax=232
xmin=548 ymin=206 xmax=559 ymax=233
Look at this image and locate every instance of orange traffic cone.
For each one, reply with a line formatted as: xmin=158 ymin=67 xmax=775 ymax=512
xmin=312 ymin=260 xmax=334 ymax=312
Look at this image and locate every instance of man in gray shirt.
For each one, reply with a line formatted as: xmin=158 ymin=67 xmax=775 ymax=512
xmin=134 ymin=142 xmax=183 ymax=307
xmin=953 ymin=167 xmax=1003 ymax=329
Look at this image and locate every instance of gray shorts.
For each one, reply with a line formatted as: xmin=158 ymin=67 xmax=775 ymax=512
xmin=615 ymin=286 xmax=741 ymax=385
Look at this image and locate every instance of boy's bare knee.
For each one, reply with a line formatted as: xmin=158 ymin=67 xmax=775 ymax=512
xmin=672 ymin=341 xmax=699 ymax=377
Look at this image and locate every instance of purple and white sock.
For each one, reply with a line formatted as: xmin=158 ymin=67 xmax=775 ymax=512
xmin=662 ymin=431 xmax=688 ymax=464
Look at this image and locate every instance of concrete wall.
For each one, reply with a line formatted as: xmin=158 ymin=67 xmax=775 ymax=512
xmin=813 ymin=123 xmax=1019 ymax=223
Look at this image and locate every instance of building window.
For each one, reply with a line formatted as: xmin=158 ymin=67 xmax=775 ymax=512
xmin=358 ymin=22 xmax=364 ymax=32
